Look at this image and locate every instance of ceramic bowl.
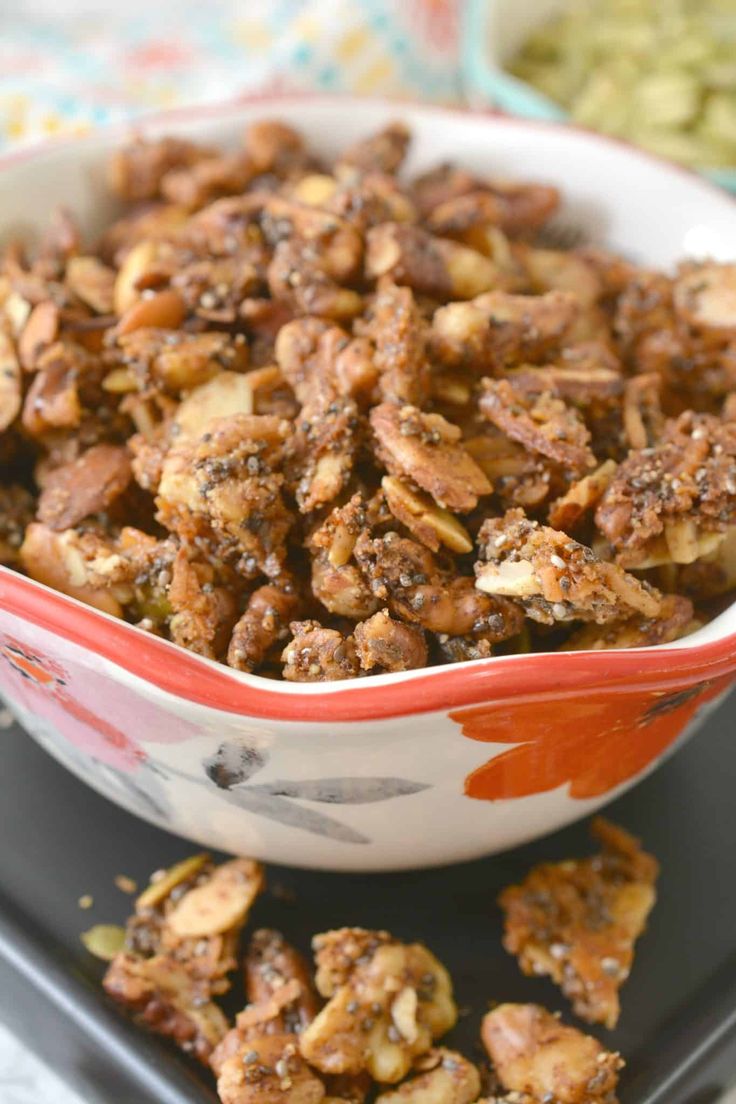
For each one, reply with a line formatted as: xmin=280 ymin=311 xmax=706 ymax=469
xmin=1 ymin=97 xmax=736 ymax=872
xmin=462 ymin=0 xmax=736 ymax=194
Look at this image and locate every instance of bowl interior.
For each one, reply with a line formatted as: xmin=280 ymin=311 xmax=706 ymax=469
xmin=2 ymin=97 xmax=735 ymax=267
xmin=2 ymin=96 xmax=736 ymax=684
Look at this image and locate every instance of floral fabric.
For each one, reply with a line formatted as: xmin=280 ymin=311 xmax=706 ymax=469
xmin=0 ymin=0 xmax=461 ymax=149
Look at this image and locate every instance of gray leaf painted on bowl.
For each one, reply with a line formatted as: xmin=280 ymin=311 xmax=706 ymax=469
xmin=250 ymin=777 xmax=430 ymax=804
xmin=218 ymin=787 xmax=370 ymax=845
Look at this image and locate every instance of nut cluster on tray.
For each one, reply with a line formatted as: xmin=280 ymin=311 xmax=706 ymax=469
xmin=87 ymin=817 xmax=654 ymax=1104
xmin=2 ymin=119 xmax=736 ymax=679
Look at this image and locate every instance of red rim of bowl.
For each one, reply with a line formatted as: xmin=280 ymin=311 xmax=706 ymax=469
xmin=2 ymin=93 xmax=736 ymax=723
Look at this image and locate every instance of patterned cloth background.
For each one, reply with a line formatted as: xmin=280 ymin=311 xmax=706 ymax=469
xmin=0 ymin=0 xmax=462 ymax=150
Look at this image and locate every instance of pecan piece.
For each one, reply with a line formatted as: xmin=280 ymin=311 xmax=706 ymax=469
xmin=596 ymin=412 xmax=736 ymax=568
xmin=364 ymin=278 xmax=430 ymax=407
xmin=480 ymin=378 xmax=595 ymax=477
xmin=107 ymin=136 xmax=215 ymax=202
xmin=244 ymin=929 xmax=320 ymax=1035
xmin=370 ymin=403 xmax=491 ymax=512
xmin=167 ymin=548 xmax=238 ymax=660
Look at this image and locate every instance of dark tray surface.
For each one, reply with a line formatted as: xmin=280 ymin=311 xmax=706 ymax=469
xmin=1 ymin=693 xmax=736 ymax=1104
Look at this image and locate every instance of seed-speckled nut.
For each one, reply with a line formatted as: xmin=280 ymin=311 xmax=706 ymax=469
xmin=136 ymin=852 xmax=209 ymax=911
xmin=390 ymin=986 xmax=419 ymax=1044
xmin=174 ymin=370 xmax=256 ymax=439
xmin=475 ymin=559 xmax=539 ymax=598
xmin=291 ymin=174 xmax=339 ymax=207
xmin=166 ymin=858 xmax=264 ymax=938
xmin=116 ymin=289 xmax=187 ymax=336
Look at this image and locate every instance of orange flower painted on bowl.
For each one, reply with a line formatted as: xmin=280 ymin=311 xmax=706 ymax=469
xmin=451 ymin=676 xmax=732 ymax=801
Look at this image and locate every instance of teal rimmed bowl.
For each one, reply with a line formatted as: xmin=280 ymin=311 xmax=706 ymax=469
xmin=462 ymin=0 xmax=736 ymax=194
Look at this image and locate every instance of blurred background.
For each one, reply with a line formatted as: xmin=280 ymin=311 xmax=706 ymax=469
xmin=3 ymin=0 xmax=736 ymax=187
xmin=0 ymin=0 xmax=462 ymax=149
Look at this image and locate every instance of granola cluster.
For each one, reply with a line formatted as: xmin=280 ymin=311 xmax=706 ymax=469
xmin=97 ymin=819 xmax=649 ymax=1104
xmin=3 ymin=118 xmax=735 ymax=678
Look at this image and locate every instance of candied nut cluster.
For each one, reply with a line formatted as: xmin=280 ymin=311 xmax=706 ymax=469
xmin=97 ymin=821 xmax=641 ymax=1104
xmin=103 ymin=854 xmax=264 ymax=1061
xmin=499 ymin=818 xmax=658 ymax=1029
xmin=3 ymin=118 xmax=734 ymax=678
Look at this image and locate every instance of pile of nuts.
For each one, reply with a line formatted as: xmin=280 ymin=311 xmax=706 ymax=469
xmin=3 ymin=119 xmax=736 ymax=679
xmin=88 ymin=817 xmax=656 ymax=1104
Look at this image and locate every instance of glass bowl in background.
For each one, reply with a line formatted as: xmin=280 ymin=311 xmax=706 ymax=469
xmin=462 ymin=0 xmax=736 ymax=193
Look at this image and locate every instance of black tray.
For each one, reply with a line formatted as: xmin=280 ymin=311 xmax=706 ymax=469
xmin=1 ymin=694 xmax=736 ymax=1104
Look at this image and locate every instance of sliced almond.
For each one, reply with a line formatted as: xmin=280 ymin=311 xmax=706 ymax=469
xmin=549 ymin=460 xmax=617 ymax=532
xmin=136 ymin=852 xmax=209 ymax=911
xmin=432 ymin=375 xmax=471 ymax=406
xmin=601 ymin=563 xmax=661 ymax=618
xmin=291 ymin=173 xmax=338 ymax=207
xmin=2 ymin=291 xmax=31 ymax=336
xmin=241 ymin=364 xmax=283 ymax=393
xmin=390 ymin=986 xmax=419 ymax=1044
xmin=327 ymin=522 xmax=358 ymax=568
xmin=114 ymin=239 xmax=160 ymax=314
xmin=382 ymin=476 xmax=473 ymax=555
xmin=663 ymin=517 xmax=724 ymax=565
xmin=166 ymin=858 xmax=264 ymax=938
xmin=476 ymin=559 xmax=539 ymax=598
xmin=0 ymin=331 xmax=21 ymax=431
xmin=174 ymin=370 xmax=255 ymax=439
xmin=67 ymin=255 xmax=116 ymax=314
xmin=116 ymin=289 xmax=186 ymax=336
